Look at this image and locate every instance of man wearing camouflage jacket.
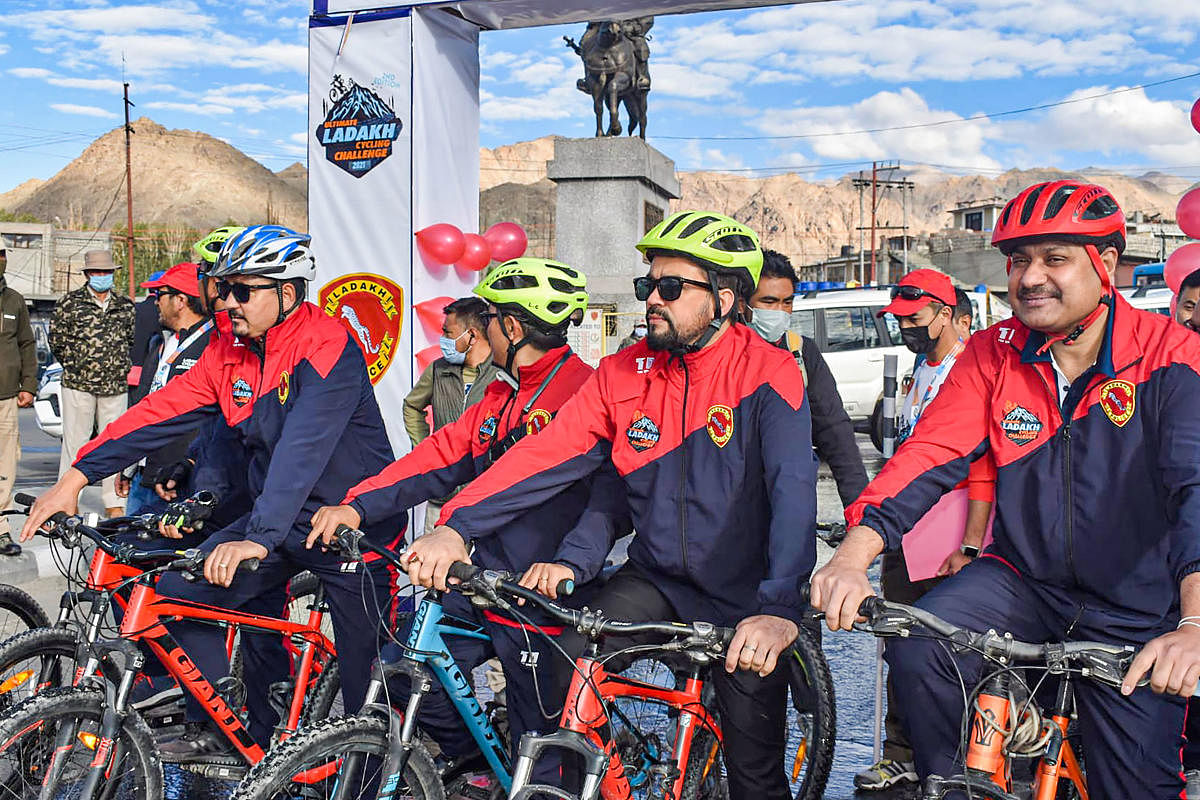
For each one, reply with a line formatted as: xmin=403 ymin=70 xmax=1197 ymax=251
xmin=50 ymin=250 xmax=134 ymax=515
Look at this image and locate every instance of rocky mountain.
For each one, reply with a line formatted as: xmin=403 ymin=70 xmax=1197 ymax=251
xmin=1 ymin=118 xmax=306 ymax=231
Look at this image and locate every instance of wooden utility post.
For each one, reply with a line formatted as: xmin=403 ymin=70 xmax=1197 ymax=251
xmin=123 ymin=82 xmax=135 ymax=298
xmin=852 ymin=161 xmax=912 ymax=284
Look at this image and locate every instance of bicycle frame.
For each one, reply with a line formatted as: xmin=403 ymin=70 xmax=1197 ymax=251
xmin=286 ymin=588 xmax=510 ymax=794
xmin=510 ymin=646 xmax=724 ymax=800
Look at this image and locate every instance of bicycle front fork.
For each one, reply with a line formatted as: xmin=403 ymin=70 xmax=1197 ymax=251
xmin=74 ymin=644 xmax=144 ymax=800
xmin=509 ymin=729 xmax=608 ymax=800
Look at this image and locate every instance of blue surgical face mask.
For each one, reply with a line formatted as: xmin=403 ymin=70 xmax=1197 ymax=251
xmin=87 ymin=273 xmax=115 ymax=293
xmin=439 ymin=330 xmax=469 ymax=365
xmin=749 ymin=307 xmax=791 ymax=343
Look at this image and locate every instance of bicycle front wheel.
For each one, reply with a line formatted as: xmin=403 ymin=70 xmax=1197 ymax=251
xmin=0 ymin=686 xmax=162 ymax=800
xmin=236 ymin=715 xmax=444 ymax=800
xmin=783 ymin=625 xmax=836 ymax=800
xmin=0 ymin=627 xmax=101 ymax=714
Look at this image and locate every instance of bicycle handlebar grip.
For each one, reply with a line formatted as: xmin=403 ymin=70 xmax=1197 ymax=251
xmin=556 ymin=579 xmax=575 ymax=597
xmin=859 ymin=596 xmax=883 ymax=617
xmin=239 ymin=558 xmax=260 ymax=573
xmin=447 ymin=561 xmax=479 ymax=583
xmin=799 ymin=582 xmax=812 ymax=607
xmin=14 ymin=492 xmax=36 ymax=509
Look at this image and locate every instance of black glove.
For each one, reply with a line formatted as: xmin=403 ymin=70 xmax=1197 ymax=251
xmin=153 ymin=459 xmax=194 ymax=493
xmin=159 ymin=490 xmax=220 ymax=533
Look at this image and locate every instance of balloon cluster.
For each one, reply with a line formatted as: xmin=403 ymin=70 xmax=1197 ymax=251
xmin=414 ymin=222 xmax=528 ymax=271
xmin=1165 ymin=98 xmax=1200 ymax=295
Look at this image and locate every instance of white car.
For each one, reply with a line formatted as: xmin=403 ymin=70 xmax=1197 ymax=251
xmin=33 ymin=362 xmax=63 ymax=438
xmin=791 ymin=287 xmax=1011 ymax=450
xmin=1119 ymin=285 xmax=1172 ymax=316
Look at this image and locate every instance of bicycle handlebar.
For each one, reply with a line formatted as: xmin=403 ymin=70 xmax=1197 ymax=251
xmin=447 ymin=561 xmax=735 ymax=656
xmin=801 ymin=583 xmax=1139 ymax=689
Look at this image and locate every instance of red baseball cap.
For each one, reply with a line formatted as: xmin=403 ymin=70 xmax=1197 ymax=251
xmin=141 ymin=262 xmax=201 ymax=298
xmin=877 ymin=269 xmax=956 ymax=317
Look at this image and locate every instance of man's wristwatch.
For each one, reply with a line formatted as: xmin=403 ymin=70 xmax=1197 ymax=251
xmin=960 ymin=544 xmax=981 ymax=558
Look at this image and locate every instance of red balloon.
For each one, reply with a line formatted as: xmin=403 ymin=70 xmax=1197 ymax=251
xmin=415 ymin=223 xmax=466 ymax=266
xmin=1178 ymin=187 xmax=1200 ymax=239
xmin=414 ymin=296 xmax=455 ymax=337
xmin=483 ymin=222 xmax=528 ymax=262
xmin=1166 ymin=242 xmax=1200 ymax=294
xmin=415 ymin=345 xmax=442 ymax=372
xmin=456 ymin=233 xmax=491 ymax=271
xmin=1192 ymin=97 xmax=1200 ymax=135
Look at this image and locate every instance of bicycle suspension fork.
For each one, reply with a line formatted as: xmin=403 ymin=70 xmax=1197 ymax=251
xmin=1033 ymin=678 xmax=1087 ymax=800
xmin=72 ymin=647 xmax=143 ymax=800
xmin=965 ymin=671 xmax=1012 ymax=790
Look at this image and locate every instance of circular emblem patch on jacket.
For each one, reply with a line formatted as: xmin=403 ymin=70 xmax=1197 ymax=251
xmin=1000 ymin=401 xmax=1042 ymax=446
xmin=478 ymin=415 xmax=499 ymax=445
xmin=319 ymin=273 xmax=404 ymax=386
xmin=1098 ymin=379 xmax=1135 ymax=427
xmin=526 ymin=408 xmax=552 ymax=435
xmin=278 ymin=370 xmax=290 ymax=405
xmin=706 ymin=404 xmax=734 ymax=448
xmin=626 ymin=411 xmax=661 ymax=452
xmin=231 ymin=377 xmax=253 ymax=407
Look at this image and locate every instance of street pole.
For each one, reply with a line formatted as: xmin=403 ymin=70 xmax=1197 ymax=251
xmin=902 ymin=183 xmax=910 ymax=274
xmin=870 ymin=162 xmax=878 ymax=285
xmin=858 ymin=172 xmax=865 ymax=284
xmin=123 ymin=82 xmax=135 ymax=299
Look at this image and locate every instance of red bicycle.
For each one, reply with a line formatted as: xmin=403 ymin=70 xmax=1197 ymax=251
xmin=0 ymin=509 xmax=338 ymax=797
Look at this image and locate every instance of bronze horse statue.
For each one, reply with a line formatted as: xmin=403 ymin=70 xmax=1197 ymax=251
xmin=564 ymin=20 xmax=648 ymax=139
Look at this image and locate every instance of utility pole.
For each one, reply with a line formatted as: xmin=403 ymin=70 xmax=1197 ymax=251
xmin=857 ymin=173 xmax=865 ymax=283
xmin=123 ymin=81 xmax=136 ymax=298
xmin=852 ymin=161 xmax=914 ymax=284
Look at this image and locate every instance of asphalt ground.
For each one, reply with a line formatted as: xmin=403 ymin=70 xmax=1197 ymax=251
xmin=1 ymin=410 xmax=910 ymax=799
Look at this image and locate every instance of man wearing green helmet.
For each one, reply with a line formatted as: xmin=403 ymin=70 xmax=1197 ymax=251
xmin=309 ymin=257 xmax=628 ymax=783
xmin=408 ymin=211 xmax=819 ymax=797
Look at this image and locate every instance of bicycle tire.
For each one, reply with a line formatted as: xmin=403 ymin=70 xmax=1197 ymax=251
xmin=0 ymin=584 xmax=50 ymax=643
xmin=302 ymin=657 xmax=342 ymax=723
xmin=511 ymin=785 xmax=577 ymax=799
xmin=784 ymin=626 xmax=835 ymax=800
xmin=0 ymin=685 xmax=162 ymax=800
xmin=681 ymin=728 xmax=729 ymax=800
xmin=0 ymin=626 xmax=114 ymax=712
xmin=235 ymin=714 xmax=445 ymax=800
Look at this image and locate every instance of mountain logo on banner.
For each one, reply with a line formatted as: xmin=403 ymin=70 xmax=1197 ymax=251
xmin=316 ymin=75 xmax=403 ymax=178
xmin=319 ymin=272 xmax=405 ymax=385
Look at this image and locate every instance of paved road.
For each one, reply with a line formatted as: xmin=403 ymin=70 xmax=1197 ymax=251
xmin=2 ymin=421 xmax=911 ymax=799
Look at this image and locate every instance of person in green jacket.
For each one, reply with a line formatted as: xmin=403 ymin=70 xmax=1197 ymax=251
xmin=0 ymin=247 xmax=38 ymax=556
xmin=402 ymin=296 xmax=499 ymax=533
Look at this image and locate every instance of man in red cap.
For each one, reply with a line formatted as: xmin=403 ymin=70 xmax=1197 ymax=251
xmin=116 ymin=262 xmax=213 ymax=514
xmin=854 ymin=269 xmax=995 ymax=792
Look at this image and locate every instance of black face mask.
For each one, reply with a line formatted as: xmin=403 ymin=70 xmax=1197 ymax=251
xmin=900 ymin=316 xmax=945 ymax=355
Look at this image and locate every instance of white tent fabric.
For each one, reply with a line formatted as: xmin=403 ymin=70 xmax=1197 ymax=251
xmin=322 ymin=0 xmax=828 ymax=29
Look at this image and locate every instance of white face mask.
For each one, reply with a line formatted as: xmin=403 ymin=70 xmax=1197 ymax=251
xmin=749 ymin=307 xmax=791 ymax=343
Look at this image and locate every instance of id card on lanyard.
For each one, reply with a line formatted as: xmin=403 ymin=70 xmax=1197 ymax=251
xmin=150 ymin=321 xmax=212 ymax=393
xmin=899 ymin=339 xmax=964 ymax=443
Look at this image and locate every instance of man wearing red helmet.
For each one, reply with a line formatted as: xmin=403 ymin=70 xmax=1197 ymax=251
xmin=812 ymin=180 xmax=1200 ymax=797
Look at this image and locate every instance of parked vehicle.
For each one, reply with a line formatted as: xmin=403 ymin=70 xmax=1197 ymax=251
xmin=1120 ymin=284 xmax=1172 ymax=316
xmin=33 ymin=361 xmax=62 ymax=438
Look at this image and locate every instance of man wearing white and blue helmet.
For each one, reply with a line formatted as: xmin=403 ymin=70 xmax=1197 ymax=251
xmin=25 ymin=224 xmax=405 ymax=761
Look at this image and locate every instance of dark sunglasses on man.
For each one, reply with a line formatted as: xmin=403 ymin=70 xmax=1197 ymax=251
xmin=633 ymin=275 xmax=712 ymax=302
xmin=890 ymin=284 xmax=951 ymax=306
xmin=216 ymin=280 xmax=277 ymax=304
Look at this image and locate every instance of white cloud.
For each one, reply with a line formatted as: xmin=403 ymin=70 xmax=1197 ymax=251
xmin=10 ymin=5 xmax=216 ymax=35
xmin=678 ymin=141 xmax=746 ymax=172
xmin=9 ymin=67 xmax=53 ymax=79
xmin=652 ymin=63 xmax=734 ymax=99
xmin=756 ymin=88 xmax=1002 ymax=170
xmin=481 ymin=85 xmax=578 ymax=122
xmin=509 ymin=57 xmax=572 ymax=89
xmin=144 ymin=100 xmax=234 ymax=116
xmin=50 ymin=103 xmax=119 ymax=119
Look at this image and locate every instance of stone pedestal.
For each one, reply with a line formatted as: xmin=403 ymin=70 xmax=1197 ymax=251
xmin=548 ymin=138 xmax=680 ymax=350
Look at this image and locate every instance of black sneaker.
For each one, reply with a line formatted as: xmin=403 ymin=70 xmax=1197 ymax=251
xmin=0 ymin=533 xmax=20 ymax=557
xmin=129 ymin=674 xmax=182 ymax=711
xmin=157 ymin=722 xmax=236 ymax=763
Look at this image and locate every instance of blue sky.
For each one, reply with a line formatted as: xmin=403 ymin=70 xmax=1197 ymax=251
xmin=2 ymin=0 xmax=1199 ymax=195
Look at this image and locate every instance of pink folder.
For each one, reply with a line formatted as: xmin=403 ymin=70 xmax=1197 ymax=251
xmin=901 ymin=487 xmax=995 ymax=582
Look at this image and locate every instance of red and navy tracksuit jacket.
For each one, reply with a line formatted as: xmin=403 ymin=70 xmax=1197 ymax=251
xmin=73 ymin=302 xmax=404 ymax=549
xmin=849 ymin=293 xmax=1200 ymax=626
xmin=440 ymin=323 xmax=818 ymax=628
xmin=344 ymin=346 xmax=628 ymax=580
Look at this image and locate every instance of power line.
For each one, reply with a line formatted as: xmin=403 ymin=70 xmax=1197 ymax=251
xmin=650 ymin=70 xmax=1200 ymax=142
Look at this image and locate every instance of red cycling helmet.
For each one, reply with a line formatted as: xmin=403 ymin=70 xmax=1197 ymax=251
xmin=992 ymin=180 xmax=1126 ymax=290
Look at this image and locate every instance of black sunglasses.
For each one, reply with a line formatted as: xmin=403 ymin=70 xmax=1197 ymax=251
xmin=216 ymin=280 xmax=277 ymax=303
xmin=479 ymin=310 xmax=499 ymax=328
xmin=633 ymin=275 xmax=712 ymax=302
xmin=890 ymin=285 xmax=950 ymax=306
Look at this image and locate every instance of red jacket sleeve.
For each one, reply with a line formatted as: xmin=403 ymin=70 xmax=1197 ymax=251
xmin=345 ymin=399 xmax=490 ymax=525
xmin=847 ymin=332 xmax=997 ymax=550
xmin=966 ymin=450 xmax=996 ymax=503
xmin=439 ymin=368 xmax=616 ymax=540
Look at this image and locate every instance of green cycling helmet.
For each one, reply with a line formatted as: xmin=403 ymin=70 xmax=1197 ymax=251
xmin=474 ymin=258 xmax=588 ymax=331
xmin=636 ymin=211 xmax=763 ymax=290
xmin=193 ymin=225 xmax=246 ymax=266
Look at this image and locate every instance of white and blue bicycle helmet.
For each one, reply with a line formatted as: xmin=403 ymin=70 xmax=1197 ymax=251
xmin=209 ymin=225 xmax=316 ymax=282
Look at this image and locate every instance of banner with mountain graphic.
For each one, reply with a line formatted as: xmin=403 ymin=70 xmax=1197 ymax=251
xmin=309 ymin=13 xmax=414 ymax=450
